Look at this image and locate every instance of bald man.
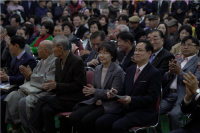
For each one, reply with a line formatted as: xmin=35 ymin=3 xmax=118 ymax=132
xmin=4 ymin=40 xmax=57 ymax=133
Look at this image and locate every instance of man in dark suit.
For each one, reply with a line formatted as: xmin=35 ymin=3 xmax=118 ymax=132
xmin=21 ymin=0 xmax=33 ymax=20
xmin=145 ymin=15 xmax=159 ymax=36
xmin=152 ymin=0 xmax=168 ymax=17
xmin=167 ymin=19 xmax=180 ymax=46
xmin=129 ymin=16 xmax=145 ymax=43
xmin=147 ymin=30 xmax=174 ymax=76
xmin=0 ymin=35 xmax=37 ymax=133
xmin=136 ymin=0 xmax=152 ymax=14
xmin=96 ymin=40 xmax=162 ymax=133
xmin=117 ymin=31 xmax=135 ymax=71
xmin=73 ymin=15 xmax=88 ymax=39
xmin=29 ymin=35 xmax=86 ymax=133
xmin=138 ymin=7 xmax=146 ymax=29
xmin=0 ymin=3 xmax=9 ymax=26
xmin=84 ymin=31 xmax=105 ymax=68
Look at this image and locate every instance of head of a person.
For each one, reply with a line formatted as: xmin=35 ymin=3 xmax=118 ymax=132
xmin=41 ymin=16 xmax=54 ymax=23
xmin=30 ymin=15 xmax=39 ymax=26
xmin=134 ymin=40 xmax=153 ymax=65
xmin=13 ymin=0 xmax=19 ymax=5
xmin=98 ymin=42 xmax=118 ymax=65
xmin=0 ymin=26 xmax=4 ymax=41
xmin=39 ymin=0 xmax=46 ymax=7
xmin=178 ymin=25 xmax=192 ymax=41
xmin=129 ymin=16 xmax=140 ymax=29
xmin=5 ymin=26 xmax=17 ymax=37
xmin=62 ymin=9 xmax=70 ymax=17
xmin=10 ymin=35 xmax=26 ymax=56
xmin=164 ymin=17 xmax=172 ymax=25
xmin=121 ymin=8 xmax=129 ymax=16
xmin=22 ymin=23 xmax=34 ymax=36
xmin=10 ymin=14 xmax=21 ymax=29
xmin=187 ymin=10 xmax=193 ymax=17
xmin=52 ymin=35 xmax=70 ymax=58
xmin=16 ymin=28 xmax=26 ymax=39
xmin=46 ymin=11 xmax=53 ymax=19
xmin=90 ymin=1 xmax=97 ymax=9
xmin=53 ymin=25 xmax=63 ymax=37
xmin=157 ymin=22 xmax=169 ymax=40
xmin=111 ymin=0 xmax=118 ymax=6
xmin=147 ymin=29 xmax=164 ymax=53
xmin=183 ymin=16 xmax=190 ymax=25
xmin=60 ymin=0 xmax=67 ymax=6
xmin=81 ymin=0 xmax=87 ymax=8
xmin=46 ymin=1 xmax=53 ymax=8
xmin=181 ymin=36 xmax=199 ymax=58
xmin=162 ymin=12 xmax=169 ymax=21
xmin=167 ymin=19 xmax=178 ymax=34
xmin=149 ymin=15 xmax=159 ymax=29
xmin=90 ymin=31 xmax=105 ymax=52
xmin=73 ymin=15 xmax=82 ymax=27
xmin=114 ymin=24 xmax=129 ymax=40
xmin=40 ymin=21 xmax=54 ymax=36
xmin=62 ymin=21 xmax=74 ymax=37
xmin=89 ymin=20 xmax=102 ymax=33
xmin=144 ymin=14 xmax=150 ymax=27
xmin=117 ymin=31 xmax=134 ymax=53
xmin=59 ymin=16 xmax=68 ymax=25
xmin=118 ymin=14 xmax=129 ymax=25
xmin=37 ymin=40 xmax=53 ymax=59
xmin=81 ymin=14 xmax=88 ymax=25
xmin=139 ymin=7 xmax=146 ymax=17
xmin=99 ymin=14 xmax=108 ymax=26
xmin=101 ymin=9 xmax=109 ymax=16
xmin=84 ymin=8 xmax=91 ymax=18
xmin=92 ymin=9 xmax=101 ymax=18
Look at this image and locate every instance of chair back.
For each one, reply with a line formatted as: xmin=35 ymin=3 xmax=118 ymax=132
xmin=174 ymin=53 xmax=182 ymax=59
xmin=85 ymin=67 xmax=95 ymax=85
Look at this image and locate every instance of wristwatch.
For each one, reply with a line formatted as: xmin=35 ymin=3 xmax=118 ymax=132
xmin=194 ymin=89 xmax=200 ymax=97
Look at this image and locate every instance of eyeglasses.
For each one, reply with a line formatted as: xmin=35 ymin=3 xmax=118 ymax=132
xmin=181 ymin=44 xmax=198 ymax=47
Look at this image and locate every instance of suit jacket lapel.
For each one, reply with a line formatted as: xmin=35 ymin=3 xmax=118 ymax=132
xmin=102 ymin=62 xmax=115 ymax=89
xmin=182 ymin=55 xmax=198 ymax=71
xmin=151 ymin=49 xmax=163 ymax=65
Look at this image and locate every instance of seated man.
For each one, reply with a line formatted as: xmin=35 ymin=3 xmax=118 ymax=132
xmin=0 ymin=35 xmax=37 ymax=133
xmin=147 ymin=29 xmax=174 ymax=76
xmin=96 ymin=40 xmax=162 ymax=133
xmin=158 ymin=36 xmax=200 ymax=133
xmin=29 ymin=35 xmax=86 ymax=133
xmin=4 ymin=40 xmax=57 ymax=133
xmin=84 ymin=31 xmax=105 ymax=68
xmin=117 ymin=31 xmax=135 ymax=71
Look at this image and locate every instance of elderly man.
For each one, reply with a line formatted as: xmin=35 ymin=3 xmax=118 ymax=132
xmin=4 ymin=40 xmax=56 ymax=133
xmin=29 ymin=35 xmax=86 ymax=133
xmin=113 ymin=24 xmax=129 ymax=42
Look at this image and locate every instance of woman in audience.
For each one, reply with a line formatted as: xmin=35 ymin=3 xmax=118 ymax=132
xmin=69 ymin=41 xmax=124 ymax=133
xmin=23 ymin=23 xmax=37 ymax=45
xmin=157 ymin=22 xmax=173 ymax=51
xmin=46 ymin=0 xmax=53 ymax=12
xmin=89 ymin=19 xmax=102 ymax=34
xmin=170 ymin=25 xmax=192 ymax=55
xmin=99 ymin=14 xmax=108 ymax=35
xmin=30 ymin=21 xmax=54 ymax=54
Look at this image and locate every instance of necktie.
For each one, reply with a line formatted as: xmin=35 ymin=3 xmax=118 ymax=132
xmin=134 ymin=68 xmax=140 ymax=83
xmin=149 ymin=53 xmax=155 ymax=63
xmin=12 ymin=58 xmax=18 ymax=73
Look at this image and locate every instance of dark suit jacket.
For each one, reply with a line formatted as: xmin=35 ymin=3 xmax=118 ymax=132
xmin=152 ymin=1 xmax=168 ymax=16
xmin=109 ymin=63 xmax=162 ymax=126
xmin=163 ymin=38 xmax=173 ymax=51
xmin=29 ymin=1 xmax=39 ymax=16
xmin=151 ymin=48 xmax=174 ymax=76
xmin=136 ymin=1 xmax=152 ymax=14
xmin=8 ymin=51 xmax=37 ymax=86
xmin=133 ymin=25 xmax=145 ymax=42
xmin=74 ymin=25 xmax=88 ymax=39
xmin=180 ymin=96 xmax=200 ymax=132
xmin=21 ymin=1 xmax=32 ymax=18
xmin=171 ymin=1 xmax=188 ymax=24
xmin=139 ymin=19 xmax=146 ymax=29
xmin=55 ymin=51 xmax=86 ymax=102
xmin=83 ymin=50 xmax=101 ymax=68
xmin=1 ymin=3 xmax=9 ymax=26
xmin=118 ymin=46 xmax=135 ymax=71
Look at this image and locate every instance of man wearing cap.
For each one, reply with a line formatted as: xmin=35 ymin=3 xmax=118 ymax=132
xmin=129 ymin=16 xmax=145 ymax=43
xmin=167 ymin=19 xmax=180 ymax=46
xmin=145 ymin=15 xmax=159 ymax=36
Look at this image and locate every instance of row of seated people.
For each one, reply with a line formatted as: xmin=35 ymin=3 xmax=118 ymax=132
xmin=0 ymin=29 xmax=200 ymax=133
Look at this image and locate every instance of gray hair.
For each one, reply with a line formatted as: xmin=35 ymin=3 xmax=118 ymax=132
xmin=118 ymin=24 xmax=129 ymax=32
xmin=101 ymin=9 xmax=109 ymax=14
xmin=40 ymin=40 xmax=53 ymax=54
xmin=52 ymin=35 xmax=69 ymax=51
xmin=42 ymin=17 xmax=54 ymax=24
xmin=0 ymin=26 xmax=4 ymax=33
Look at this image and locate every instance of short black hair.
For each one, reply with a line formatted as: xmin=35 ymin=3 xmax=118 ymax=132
xmin=59 ymin=16 xmax=68 ymax=23
xmin=118 ymin=14 xmax=129 ymax=22
xmin=147 ymin=29 xmax=164 ymax=39
xmin=30 ymin=15 xmax=40 ymax=25
xmin=139 ymin=7 xmax=146 ymax=12
xmin=73 ymin=15 xmax=82 ymax=20
xmin=181 ymin=35 xmax=199 ymax=46
xmin=98 ymin=41 xmax=118 ymax=62
xmin=41 ymin=21 xmax=54 ymax=34
xmin=137 ymin=39 xmax=154 ymax=53
xmin=178 ymin=25 xmax=192 ymax=36
xmin=89 ymin=20 xmax=102 ymax=31
xmin=17 ymin=27 xmax=27 ymax=35
xmin=84 ymin=8 xmax=91 ymax=13
xmin=11 ymin=14 xmax=21 ymax=24
xmin=22 ymin=23 xmax=34 ymax=35
xmin=6 ymin=26 xmax=17 ymax=37
xmin=81 ymin=14 xmax=88 ymax=21
xmin=117 ymin=31 xmax=134 ymax=44
xmin=10 ymin=35 xmax=26 ymax=49
xmin=99 ymin=14 xmax=109 ymax=24
xmin=90 ymin=31 xmax=105 ymax=41
xmin=111 ymin=0 xmax=118 ymax=4
xmin=62 ymin=21 xmax=74 ymax=33
xmin=157 ymin=22 xmax=169 ymax=40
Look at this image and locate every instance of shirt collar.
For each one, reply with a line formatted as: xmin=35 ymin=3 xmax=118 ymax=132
xmin=17 ymin=50 xmax=25 ymax=59
xmin=154 ymin=47 xmax=163 ymax=56
xmin=183 ymin=54 xmax=196 ymax=62
xmin=137 ymin=62 xmax=148 ymax=72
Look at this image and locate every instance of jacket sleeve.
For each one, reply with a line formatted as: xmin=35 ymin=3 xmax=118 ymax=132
xmin=180 ymin=98 xmax=194 ymax=114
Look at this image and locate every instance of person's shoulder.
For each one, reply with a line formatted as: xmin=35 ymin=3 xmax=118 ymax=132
xmin=161 ymin=48 xmax=174 ymax=57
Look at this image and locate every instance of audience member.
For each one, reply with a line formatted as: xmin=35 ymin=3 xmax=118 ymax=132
xmin=0 ymin=26 xmax=6 ymax=67
xmin=157 ymin=22 xmax=173 ymax=51
xmin=96 ymin=40 xmax=162 ymax=133
xmin=136 ymin=0 xmax=152 ymax=14
xmin=152 ymin=0 xmax=168 ymax=17
xmin=23 ymin=23 xmax=37 ymax=45
xmin=108 ymin=0 xmax=120 ymax=22
xmin=73 ymin=15 xmax=88 ymax=39
xmin=35 ymin=0 xmax=48 ymax=19
xmin=170 ymin=25 xmax=192 ymax=55
xmin=83 ymin=8 xmax=91 ymax=18
xmin=121 ymin=8 xmax=129 ymax=17
xmin=122 ymin=0 xmax=134 ymax=17
xmin=53 ymin=25 xmax=64 ymax=37
xmin=96 ymin=0 xmax=108 ymax=10
xmin=0 ymin=3 xmax=9 ymax=26
xmin=7 ymin=0 xmax=24 ymax=16
xmin=46 ymin=11 xmax=53 ymax=19
xmin=55 ymin=0 xmax=70 ymax=21
xmin=89 ymin=20 xmax=102 ymax=34
xmin=138 ymin=7 xmax=146 ymax=29
xmin=147 ymin=29 xmax=174 ymax=76
xmin=81 ymin=14 xmax=89 ymax=28
xmin=113 ymin=24 xmax=129 ymax=41
xmin=99 ymin=14 xmax=108 ymax=35
xmin=41 ymin=16 xmax=54 ymax=24
xmin=58 ymin=16 xmax=68 ymax=25
xmin=145 ymin=15 xmax=159 ymax=36
xmin=117 ymin=31 xmax=135 ymax=71
xmin=29 ymin=35 xmax=86 ymax=133
xmin=30 ymin=21 xmax=54 ymax=54
xmin=79 ymin=0 xmax=88 ymax=14
xmin=10 ymin=14 xmax=21 ymax=30
xmin=144 ymin=14 xmax=150 ymax=30
xmin=46 ymin=1 xmax=53 ymax=12
xmin=101 ymin=9 xmax=109 ymax=16
xmin=69 ymin=41 xmax=124 ymax=133
xmin=5 ymin=40 xmax=56 ymax=133
xmin=29 ymin=15 xmax=40 ymax=36
xmin=167 ymin=19 xmax=180 ymax=46
xmin=62 ymin=9 xmax=70 ymax=17
xmin=69 ymin=0 xmax=81 ymax=17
